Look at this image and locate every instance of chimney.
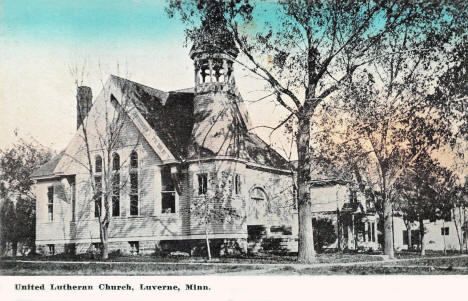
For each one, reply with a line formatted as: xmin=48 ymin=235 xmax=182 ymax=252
xmin=76 ymin=86 xmax=92 ymax=129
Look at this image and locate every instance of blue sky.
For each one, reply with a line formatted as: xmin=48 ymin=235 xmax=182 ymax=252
xmin=0 ymin=0 xmax=288 ymax=153
xmin=1 ymin=0 xmax=183 ymax=45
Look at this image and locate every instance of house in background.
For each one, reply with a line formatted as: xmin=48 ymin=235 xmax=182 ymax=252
xmin=309 ymin=176 xmax=380 ymax=252
xmin=31 ymin=22 xmax=297 ymax=256
xmin=393 ymin=213 xmax=467 ymax=252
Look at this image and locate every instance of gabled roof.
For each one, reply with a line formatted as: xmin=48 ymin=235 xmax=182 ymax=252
xmin=111 ymin=75 xmax=194 ymax=160
xmin=32 ymin=75 xmax=291 ymax=179
xmin=112 ymin=76 xmax=289 ymax=169
xmin=31 ymin=151 xmax=65 ymax=178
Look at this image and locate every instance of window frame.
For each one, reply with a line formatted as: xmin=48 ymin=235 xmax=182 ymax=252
xmin=197 ymin=173 xmax=208 ymax=195
xmin=129 ymin=151 xmax=139 ymax=216
xmin=250 ymin=187 xmax=271 ymax=214
xmin=111 ymin=153 xmax=120 ymax=217
xmin=441 ymin=227 xmax=450 ymax=236
xmin=234 ymin=174 xmax=241 ymax=195
xmin=161 ymin=167 xmax=176 ymax=214
xmin=129 ymin=241 xmax=139 ymax=255
xmin=47 ymin=186 xmax=54 ymax=221
xmin=95 ymin=155 xmax=102 ymax=173
xmin=47 ymin=244 xmax=55 ymax=255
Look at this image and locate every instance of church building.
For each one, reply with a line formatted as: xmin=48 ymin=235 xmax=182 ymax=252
xmin=31 ymin=24 xmax=298 ymax=256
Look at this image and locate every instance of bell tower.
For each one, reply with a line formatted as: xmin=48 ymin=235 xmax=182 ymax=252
xmin=189 ymin=29 xmax=238 ymax=95
xmin=189 ymin=14 xmax=247 ymax=157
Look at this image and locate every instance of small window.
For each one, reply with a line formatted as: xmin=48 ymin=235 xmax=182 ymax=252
xmin=47 ymin=186 xmax=54 ymax=221
xmin=94 ymin=176 xmax=102 ymax=218
xmin=129 ymin=241 xmax=139 ymax=255
xmin=234 ymin=174 xmax=241 ymax=195
xmin=92 ymin=242 xmax=102 ymax=253
xmin=161 ymin=167 xmax=176 ymax=213
xmin=198 ymin=173 xmax=208 ymax=195
xmin=47 ymin=244 xmax=55 ymax=255
xmin=112 ymin=153 xmax=120 ymax=171
xmin=441 ymin=227 xmax=449 ymax=236
xmin=130 ymin=151 xmax=138 ymax=169
xmin=403 ymin=230 xmax=408 ymax=245
xmin=95 ymin=155 xmax=102 ymax=173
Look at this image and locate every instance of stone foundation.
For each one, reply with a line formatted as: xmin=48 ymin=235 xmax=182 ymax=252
xmin=35 ymin=238 xmax=250 ymax=257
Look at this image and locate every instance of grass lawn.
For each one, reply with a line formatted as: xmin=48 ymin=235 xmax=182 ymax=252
xmin=0 ymin=260 xmax=260 ymax=275
xmin=1 ymin=252 xmax=385 ymax=264
xmin=1 ymin=252 xmax=466 ymax=275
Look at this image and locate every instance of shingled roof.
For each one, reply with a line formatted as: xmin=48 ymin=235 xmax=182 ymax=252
xmin=31 ymin=151 xmax=65 ymax=178
xmin=118 ymin=76 xmax=290 ymax=169
xmin=32 ymin=75 xmax=290 ymax=179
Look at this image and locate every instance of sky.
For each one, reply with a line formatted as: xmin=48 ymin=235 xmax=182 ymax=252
xmin=0 ymin=0 xmax=287 ymax=154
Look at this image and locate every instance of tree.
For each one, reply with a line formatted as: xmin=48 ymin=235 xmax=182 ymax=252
xmin=167 ymin=0 xmax=468 ymax=262
xmin=394 ymin=155 xmax=449 ymax=256
xmin=0 ymin=138 xmax=53 ymax=256
xmin=432 ymin=169 xmax=467 ymax=254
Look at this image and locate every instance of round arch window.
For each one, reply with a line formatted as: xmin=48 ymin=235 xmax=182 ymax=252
xmin=250 ymin=187 xmax=270 ymax=217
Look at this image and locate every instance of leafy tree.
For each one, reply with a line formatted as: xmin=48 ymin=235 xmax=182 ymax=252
xmin=0 ymin=139 xmax=52 ymax=256
xmin=394 ymin=155 xmax=449 ymax=255
xmin=0 ymin=199 xmax=17 ymax=255
xmin=167 ymin=0 xmax=468 ymax=262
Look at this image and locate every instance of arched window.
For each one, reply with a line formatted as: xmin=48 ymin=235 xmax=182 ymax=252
xmin=129 ymin=151 xmax=139 ymax=216
xmin=95 ymin=155 xmax=102 ymax=173
xmin=112 ymin=153 xmax=120 ymax=217
xmin=250 ymin=187 xmax=270 ymax=217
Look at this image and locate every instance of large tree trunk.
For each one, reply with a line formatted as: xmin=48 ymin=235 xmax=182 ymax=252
xmin=296 ymin=115 xmax=316 ymax=263
xmin=383 ymin=196 xmax=394 ymax=259
xmin=419 ymin=216 xmax=426 ymax=256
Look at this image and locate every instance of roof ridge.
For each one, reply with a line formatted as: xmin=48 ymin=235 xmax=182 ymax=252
xmin=110 ymin=74 xmax=169 ymax=96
